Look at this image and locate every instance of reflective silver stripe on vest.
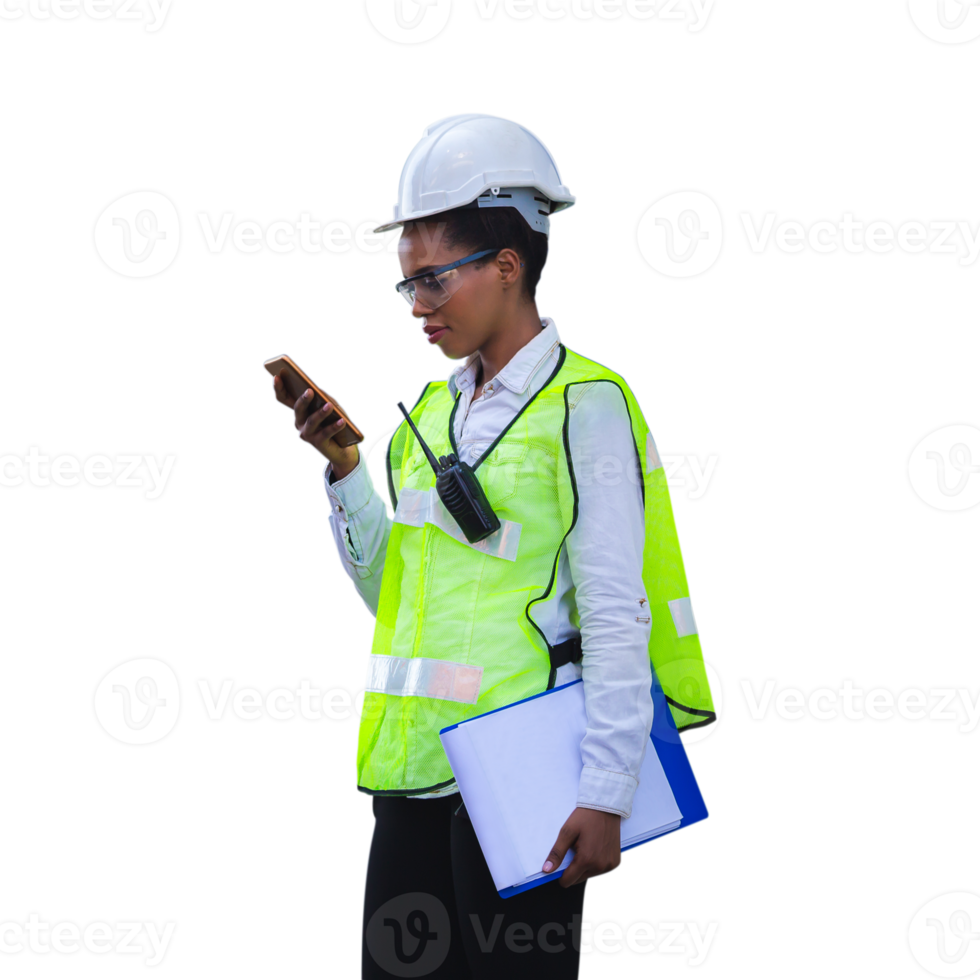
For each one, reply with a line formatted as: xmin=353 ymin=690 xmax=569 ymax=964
xmin=393 ymin=486 xmax=522 ymax=562
xmin=668 ymin=597 xmax=698 ymax=637
xmin=366 ymin=654 xmax=483 ymax=705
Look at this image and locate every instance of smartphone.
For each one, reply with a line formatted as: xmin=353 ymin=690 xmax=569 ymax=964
xmin=264 ymin=354 xmax=364 ymax=448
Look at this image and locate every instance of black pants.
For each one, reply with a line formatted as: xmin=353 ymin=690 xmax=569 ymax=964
xmin=363 ymin=793 xmax=586 ymax=978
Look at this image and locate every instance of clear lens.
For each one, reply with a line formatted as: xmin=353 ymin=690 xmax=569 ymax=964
xmin=397 ymin=267 xmax=466 ymax=310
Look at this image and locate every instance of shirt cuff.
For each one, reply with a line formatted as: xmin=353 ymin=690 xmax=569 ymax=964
xmin=323 ymin=456 xmax=374 ymax=516
xmin=577 ymin=766 xmax=638 ymax=819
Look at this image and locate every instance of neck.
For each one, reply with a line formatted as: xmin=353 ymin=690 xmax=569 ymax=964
xmin=475 ymin=302 xmax=542 ymax=386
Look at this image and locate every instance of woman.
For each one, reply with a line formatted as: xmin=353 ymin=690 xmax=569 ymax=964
xmin=273 ymin=114 xmax=714 ymax=978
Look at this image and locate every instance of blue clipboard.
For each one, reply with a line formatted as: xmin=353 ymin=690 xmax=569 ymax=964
xmin=451 ymin=678 xmax=708 ymax=899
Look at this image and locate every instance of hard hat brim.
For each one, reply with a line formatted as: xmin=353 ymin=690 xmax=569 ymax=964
xmin=373 ymin=187 xmax=575 ymax=236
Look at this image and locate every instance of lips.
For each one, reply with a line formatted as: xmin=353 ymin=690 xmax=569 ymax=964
xmin=425 ymin=325 xmax=449 ymax=344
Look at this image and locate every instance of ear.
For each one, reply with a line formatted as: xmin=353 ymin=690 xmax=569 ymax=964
xmin=495 ymin=248 xmax=524 ymax=290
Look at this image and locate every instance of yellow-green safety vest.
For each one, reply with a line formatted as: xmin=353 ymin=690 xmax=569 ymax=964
xmin=358 ymin=344 xmax=715 ymax=795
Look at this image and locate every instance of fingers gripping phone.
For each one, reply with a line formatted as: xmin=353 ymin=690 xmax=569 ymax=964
xmin=264 ymin=355 xmax=364 ymax=448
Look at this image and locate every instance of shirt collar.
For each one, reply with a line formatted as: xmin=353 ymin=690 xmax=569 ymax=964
xmin=448 ymin=317 xmax=562 ymax=398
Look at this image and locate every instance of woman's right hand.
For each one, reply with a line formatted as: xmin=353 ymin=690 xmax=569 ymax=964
xmin=273 ymin=375 xmax=360 ymax=479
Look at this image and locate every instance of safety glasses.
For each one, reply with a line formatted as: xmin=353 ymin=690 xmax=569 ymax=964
xmin=395 ymin=249 xmax=501 ymax=310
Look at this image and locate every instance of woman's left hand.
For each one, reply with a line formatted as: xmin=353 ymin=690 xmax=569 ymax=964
xmin=542 ymin=807 xmax=622 ymax=888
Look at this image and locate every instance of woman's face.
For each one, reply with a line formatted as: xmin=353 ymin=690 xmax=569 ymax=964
xmin=397 ymin=222 xmax=522 ymax=361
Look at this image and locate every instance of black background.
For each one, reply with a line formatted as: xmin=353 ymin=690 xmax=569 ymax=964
xmin=0 ymin=0 xmax=980 ymax=977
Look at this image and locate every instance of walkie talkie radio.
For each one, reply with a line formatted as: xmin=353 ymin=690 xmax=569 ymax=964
xmin=397 ymin=401 xmax=501 ymax=544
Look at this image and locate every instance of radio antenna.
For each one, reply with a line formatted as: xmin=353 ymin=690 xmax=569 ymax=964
xmin=397 ymin=402 xmax=444 ymax=475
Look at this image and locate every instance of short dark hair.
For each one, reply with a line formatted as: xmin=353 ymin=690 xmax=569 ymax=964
xmin=420 ymin=205 xmax=549 ymax=302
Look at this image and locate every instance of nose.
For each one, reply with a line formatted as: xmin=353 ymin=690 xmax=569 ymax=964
xmin=412 ymin=295 xmax=435 ymax=317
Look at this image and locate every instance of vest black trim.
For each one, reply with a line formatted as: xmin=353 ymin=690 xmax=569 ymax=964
xmin=357 ymin=776 xmax=457 ymax=798
xmin=526 ymin=378 xmax=582 ymax=691
xmin=673 ymin=711 xmax=718 ymax=732
xmin=448 ymin=344 xmax=568 ymax=470
xmin=568 ymin=347 xmax=660 ymax=460
xmin=572 ymin=378 xmax=656 ymax=515
xmin=664 ymin=694 xmax=718 ymax=731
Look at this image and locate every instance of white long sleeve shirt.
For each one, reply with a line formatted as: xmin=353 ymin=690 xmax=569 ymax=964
xmin=324 ymin=317 xmax=654 ymax=818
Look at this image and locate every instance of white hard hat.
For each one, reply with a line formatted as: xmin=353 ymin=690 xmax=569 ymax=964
xmin=374 ymin=114 xmax=575 ymax=237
